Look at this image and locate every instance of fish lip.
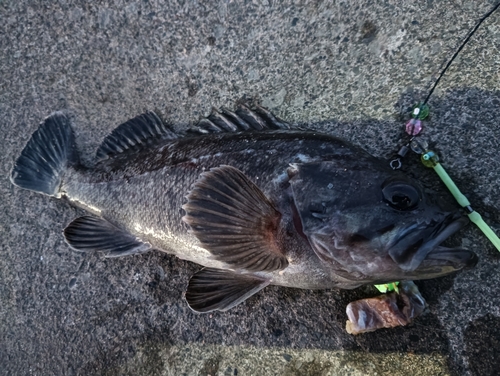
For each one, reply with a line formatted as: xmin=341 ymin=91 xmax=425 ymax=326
xmin=425 ymin=245 xmax=479 ymax=268
xmin=418 ymin=215 xmax=476 ymax=267
xmin=390 ymin=213 xmax=471 ymax=271
xmin=420 ymin=215 xmax=470 ymax=254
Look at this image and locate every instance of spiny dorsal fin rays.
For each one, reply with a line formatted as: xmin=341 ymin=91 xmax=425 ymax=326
xmin=194 ymin=104 xmax=290 ymax=134
xmin=96 ymin=105 xmax=290 ymax=160
xmin=96 ymin=112 xmax=177 ymax=162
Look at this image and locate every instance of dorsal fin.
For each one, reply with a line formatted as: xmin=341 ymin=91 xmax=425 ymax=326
xmin=96 ymin=106 xmax=291 ymax=160
xmin=194 ymin=104 xmax=290 ymax=134
xmin=96 ymin=112 xmax=177 ymax=161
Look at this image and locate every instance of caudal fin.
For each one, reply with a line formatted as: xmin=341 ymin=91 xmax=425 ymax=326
xmin=10 ymin=112 xmax=78 ymax=197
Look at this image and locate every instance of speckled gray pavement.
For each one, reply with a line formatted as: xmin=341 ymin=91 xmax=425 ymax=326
xmin=1 ymin=1 xmax=500 ymax=375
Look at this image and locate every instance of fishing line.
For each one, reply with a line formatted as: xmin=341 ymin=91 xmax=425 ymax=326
xmin=393 ymin=1 xmax=500 ymax=151
xmin=422 ymin=1 xmax=500 ymax=106
xmin=377 ymin=2 xmax=500 ymax=293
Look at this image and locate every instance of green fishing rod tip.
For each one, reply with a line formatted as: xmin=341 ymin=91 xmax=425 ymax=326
xmin=420 ymin=155 xmax=500 ymax=252
xmin=468 ymin=211 xmax=500 ymax=252
xmin=374 ymin=282 xmax=400 ymax=293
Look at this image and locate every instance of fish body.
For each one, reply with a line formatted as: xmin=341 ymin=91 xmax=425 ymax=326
xmin=64 ymin=130 xmax=352 ymax=288
xmin=11 ymin=106 xmax=477 ymax=312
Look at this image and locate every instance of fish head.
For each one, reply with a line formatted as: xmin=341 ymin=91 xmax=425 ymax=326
xmin=288 ymin=160 xmax=478 ymax=285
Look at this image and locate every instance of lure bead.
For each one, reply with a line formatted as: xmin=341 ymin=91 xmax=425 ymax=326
xmin=405 ymin=119 xmax=422 ymax=135
xmin=421 ymin=151 xmax=439 ymax=167
xmin=410 ymin=138 xmax=428 ymax=154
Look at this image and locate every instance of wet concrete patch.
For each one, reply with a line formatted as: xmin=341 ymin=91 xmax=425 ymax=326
xmin=110 ymin=344 xmax=451 ymax=376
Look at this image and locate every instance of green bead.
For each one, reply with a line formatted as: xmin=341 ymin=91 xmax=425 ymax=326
xmin=412 ymin=103 xmax=430 ymax=120
xmin=421 ymin=151 xmax=439 ymax=167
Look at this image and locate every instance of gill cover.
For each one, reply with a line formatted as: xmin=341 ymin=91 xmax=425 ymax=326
xmin=288 ymin=161 xmax=431 ymax=274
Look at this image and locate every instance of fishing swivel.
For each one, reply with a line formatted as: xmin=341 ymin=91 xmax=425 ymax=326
xmin=390 ymin=103 xmax=429 ymax=171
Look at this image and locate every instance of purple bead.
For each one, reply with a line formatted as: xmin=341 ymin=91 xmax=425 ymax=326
xmin=405 ymin=119 xmax=422 ymax=136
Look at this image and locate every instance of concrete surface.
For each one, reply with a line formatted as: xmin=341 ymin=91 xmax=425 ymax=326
xmin=1 ymin=1 xmax=500 ymax=375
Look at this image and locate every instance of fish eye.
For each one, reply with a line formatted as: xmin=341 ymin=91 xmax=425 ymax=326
xmin=382 ymin=181 xmax=420 ymax=211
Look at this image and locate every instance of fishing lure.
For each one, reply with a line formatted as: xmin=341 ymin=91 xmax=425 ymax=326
xmin=374 ymin=1 xmax=500 ymax=294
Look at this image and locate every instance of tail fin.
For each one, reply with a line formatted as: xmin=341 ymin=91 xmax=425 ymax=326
xmin=10 ymin=112 xmax=78 ymax=197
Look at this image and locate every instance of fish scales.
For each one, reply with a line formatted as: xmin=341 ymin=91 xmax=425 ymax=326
xmin=10 ymin=107 xmax=478 ymax=313
xmin=63 ymin=131 xmax=363 ymax=288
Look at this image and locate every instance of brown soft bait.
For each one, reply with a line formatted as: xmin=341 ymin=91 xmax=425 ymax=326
xmin=346 ymin=281 xmax=426 ymax=335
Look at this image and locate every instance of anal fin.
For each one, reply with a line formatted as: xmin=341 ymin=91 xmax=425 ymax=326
xmin=185 ymin=268 xmax=270 ymax=312
xmin=63 ymin=216 xmax=151 ymax=257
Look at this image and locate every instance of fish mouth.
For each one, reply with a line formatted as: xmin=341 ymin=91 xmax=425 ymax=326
xmin=390 ymin=214 xmax=477 ymax=272
xmin=424 ymin=245 xmax=478 ymax=267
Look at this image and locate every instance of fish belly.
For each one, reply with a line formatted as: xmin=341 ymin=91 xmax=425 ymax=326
xmin=61 ymin=166 xmax=218 ymax=266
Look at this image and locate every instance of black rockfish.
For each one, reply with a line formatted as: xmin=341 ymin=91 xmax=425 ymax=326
xmin=10 ymin=105 xmax=477 ymax=312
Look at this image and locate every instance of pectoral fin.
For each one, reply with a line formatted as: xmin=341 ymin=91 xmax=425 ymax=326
xmin=63 ymin=216 xmax=151 ymax=257
xmin=183 ymin=165 xmax=288 ymax=272
xmin=185 ymin=268 xmax=270 ymax=312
